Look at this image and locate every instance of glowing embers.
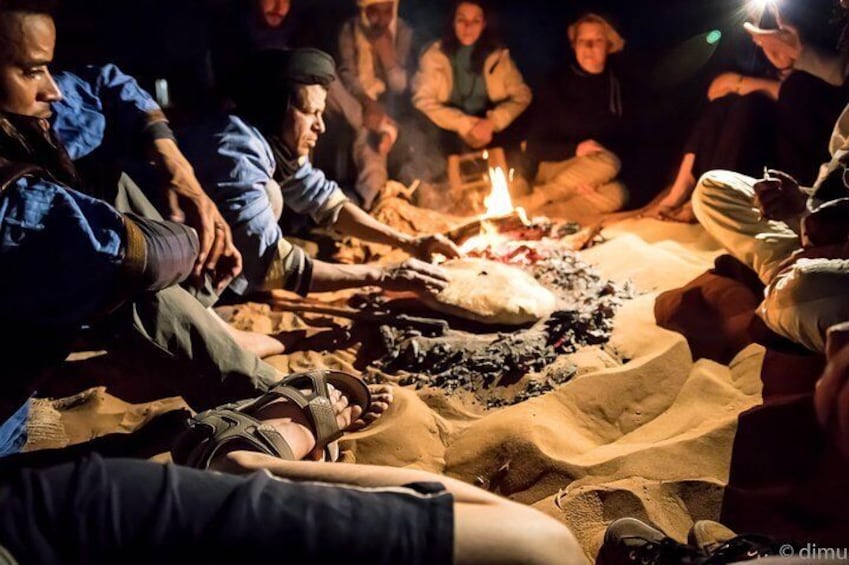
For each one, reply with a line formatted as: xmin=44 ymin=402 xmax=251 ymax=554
xmin=459 ymin=164 xmax=530 ymax=255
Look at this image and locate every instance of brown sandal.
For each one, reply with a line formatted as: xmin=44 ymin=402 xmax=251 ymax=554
xmin=171 ymin=370 xmax=371 ymax=470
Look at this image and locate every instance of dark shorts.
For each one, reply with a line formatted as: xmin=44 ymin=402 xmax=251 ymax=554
xmin=0 ymin=455 xmax=454 ymax=565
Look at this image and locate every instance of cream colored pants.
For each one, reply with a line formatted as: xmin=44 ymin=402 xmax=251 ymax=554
xmin=693 ymin=170 xmax=849 ymax=352
xmin=519 ymin=150 xmax=628 ymax=220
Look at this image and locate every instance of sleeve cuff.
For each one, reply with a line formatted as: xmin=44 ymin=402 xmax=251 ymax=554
xmin=310 ymin=188 xmax=350 ymax=226
xmin=142 ymin=110 xmax=177 ymax=142
xmin=263 ymin=239 xmax=314 ymax=297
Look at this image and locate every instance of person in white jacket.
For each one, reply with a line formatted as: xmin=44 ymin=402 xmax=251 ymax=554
xmin=411 ymin=0 xmax=531 ymax=179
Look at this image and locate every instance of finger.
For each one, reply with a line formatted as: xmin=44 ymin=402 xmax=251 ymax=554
xmin=743 ymin=21 xmax=777 ymax=37
xmin=766 ymin=169 xmax=797 ymax=188
xmin=753 ymin=178 xmax=781 ymax=195
xmin=438 ymin=237 xmax=462 ymax=258
xmin=415 ymin=261 xmax=450 ymax=282
xmin=205 ymin=220 xmax=227 ymax=273
xmin=827 ymin=322 xmax=849 ymax=359
xmin=166 ymin=190 xmax=185 ymax=223
xmin=194 ymin=222 xmax=215 ymax=279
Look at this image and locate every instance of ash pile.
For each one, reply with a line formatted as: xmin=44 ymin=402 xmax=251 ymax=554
xmin=374 ymin=247 xmax=636 ymax=409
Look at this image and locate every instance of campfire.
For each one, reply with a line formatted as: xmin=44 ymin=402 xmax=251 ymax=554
xmin=458 ymin=162 xmax=532 ymax=256
xmin=371 ymin=166 xmax=636 ymax=409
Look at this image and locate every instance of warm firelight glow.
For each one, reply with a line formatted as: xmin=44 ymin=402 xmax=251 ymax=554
xmin=459 ymin=166 xmax=530 ymax=254
xmin=484 ymin=166 xmax=513 ymax=217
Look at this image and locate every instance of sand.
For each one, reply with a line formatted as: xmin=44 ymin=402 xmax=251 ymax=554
xmin=26 ymin=214 xmax=767 ymax=561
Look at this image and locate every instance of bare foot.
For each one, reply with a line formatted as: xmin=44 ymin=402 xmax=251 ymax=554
xmin=349 ymin=384 xmax=394 ymax=432
xmin=211 ymin=308 xmax=285 ymax=358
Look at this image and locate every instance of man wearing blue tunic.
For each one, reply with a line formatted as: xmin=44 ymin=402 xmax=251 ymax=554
xmin=180 ymin=48 xmax=459 ymax=302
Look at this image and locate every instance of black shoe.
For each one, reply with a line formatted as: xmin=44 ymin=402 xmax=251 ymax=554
xmin=703 ymin=534 xmax=790 ymax=563
xmin=597 ymin=518 xmax=706 ymax=565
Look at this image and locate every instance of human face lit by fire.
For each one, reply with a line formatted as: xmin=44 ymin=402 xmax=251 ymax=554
xmin=454 ymin=2 xmax=486 ymax=47
xmin=258 ymin=0 xmax=291 ymax=28
xmin=281 ymin=84 xmax=327 ymax=157
xmin=364 ymin=2 xmax=394 ymax=34
xmin=0 ymin=13 xmax=62 ymax=118
xmin=573 ymin=21 xmax=609 ymax=75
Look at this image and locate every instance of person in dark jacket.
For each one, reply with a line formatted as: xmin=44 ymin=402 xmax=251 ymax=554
xmin=520 ymin=13 xmax=629 ymax=222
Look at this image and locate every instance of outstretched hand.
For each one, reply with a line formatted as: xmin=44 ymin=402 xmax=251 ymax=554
xmin=410 ymin=233 xmax=462 ymax=260
xmin=380 ymin=258 xmax=450 ymax=296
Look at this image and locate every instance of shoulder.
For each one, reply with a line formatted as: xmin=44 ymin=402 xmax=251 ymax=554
xmin=420 ymin=40 xmax=447 ymax=62
xmin=181 ymin=115 xmax=272 ymax=174
xmin=485 ymin=47 xmax=512 ymax=70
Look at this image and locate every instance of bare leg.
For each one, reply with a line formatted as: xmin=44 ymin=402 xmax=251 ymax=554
xmin=208 ymin=310 xmax=395 ymax=422
xmin=209 ymin=307 xmax=286 ymax=358
xmin=221 ymin=453 xmax=588 ymax=565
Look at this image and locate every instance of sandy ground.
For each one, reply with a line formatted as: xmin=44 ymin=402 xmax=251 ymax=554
xmin=26 ymin=214 xmax=766 ymax=561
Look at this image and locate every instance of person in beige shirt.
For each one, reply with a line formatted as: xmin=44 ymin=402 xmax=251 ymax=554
xmin=411 ymin=0 xmax=532 ymax=169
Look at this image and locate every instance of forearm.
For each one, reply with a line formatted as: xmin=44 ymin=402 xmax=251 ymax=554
xmin=333 ymin=201 xmax=416 ymax=253
xmin=224 ymin=451 xmax=505 ymax=505
xmin=309 ymin=260 xmax=384 ymax=292
xmin=739 ymin=76 xmax=781 ymax=100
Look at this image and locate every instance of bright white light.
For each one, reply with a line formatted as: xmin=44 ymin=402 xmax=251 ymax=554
xmin=749 ymin=0 xmax=774 ymax=11
xmin=484 ymin=166 xmax=513 ymax=217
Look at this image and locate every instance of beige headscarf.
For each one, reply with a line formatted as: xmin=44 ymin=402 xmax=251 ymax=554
xmin=568 ymin=13 xmax=625 ymax=54
xmin=354 ymin=0 xmax=400 ymax=100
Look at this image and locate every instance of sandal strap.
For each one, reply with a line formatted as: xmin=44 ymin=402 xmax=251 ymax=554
xmin=255 ymin=382 xmax=343 ymax=448
xmin=171 ymin=408 xmax=295 ymax=470
xmin=241 ymin=370 xmax=370 ymax=450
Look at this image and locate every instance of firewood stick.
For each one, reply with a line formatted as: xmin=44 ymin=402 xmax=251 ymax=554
xmin=268 ymin=297 xmax=449 ymax=335
xmin=443 ymin=210 xmax=527 ymax=244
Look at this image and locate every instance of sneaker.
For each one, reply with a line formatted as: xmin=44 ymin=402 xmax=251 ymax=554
xmin=597 ymin=518 xmax=705 ymax=565
xmin=702 ymin=534 xmax=790 ymax=563
xmin=687 ymin=521 xmax=737 ymax=555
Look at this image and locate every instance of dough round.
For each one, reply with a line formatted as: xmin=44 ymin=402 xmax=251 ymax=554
xmin=424 ymin=259 xmax=556 ymax=325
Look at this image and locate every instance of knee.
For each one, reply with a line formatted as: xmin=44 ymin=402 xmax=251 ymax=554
xmin=596 ymin=181 xmax=629 ymax=212
xmin=691 ymin=169 xmax=739 ymax=221
xmin=520 ymin=513 xmax=586 ymax=565
xmin=598 ymin=149 xmax=622 ymax=176
xmin=585 ymin=149 xmax=621 ymax=178
xmin=760 ymin=260 xmax=849 ymax=352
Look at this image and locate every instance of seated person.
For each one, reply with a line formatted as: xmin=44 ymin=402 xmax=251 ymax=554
xmin=411 ymin=0 xmax=532 ymax=180
xmin=45 ymin=63 xmax=242 ymax=293
xmin=337 ymin=0 xmax=427 ymax=209
xmin=646 ymin=8 xmax=845 ymax=223
xmin=520 ymin=13 xmax=629 ymax=222
xmin=0 ymin=0 xmax=382 ymax=458
xmin=691 ymin=97 xmax=849 ymax=352
xmin=180 ymin=47 xmax=459 ymax=345
xmin=0 ymin=452 xmax=585 ymax=565
xmin=745 ymin=2 xmax=849 ymax=88
xmin=208 ymin=0 xmax=365 ymax=180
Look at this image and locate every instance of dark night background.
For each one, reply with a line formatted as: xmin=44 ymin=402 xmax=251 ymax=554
xmin=50 ymin=0 xmax=847 ymax=205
